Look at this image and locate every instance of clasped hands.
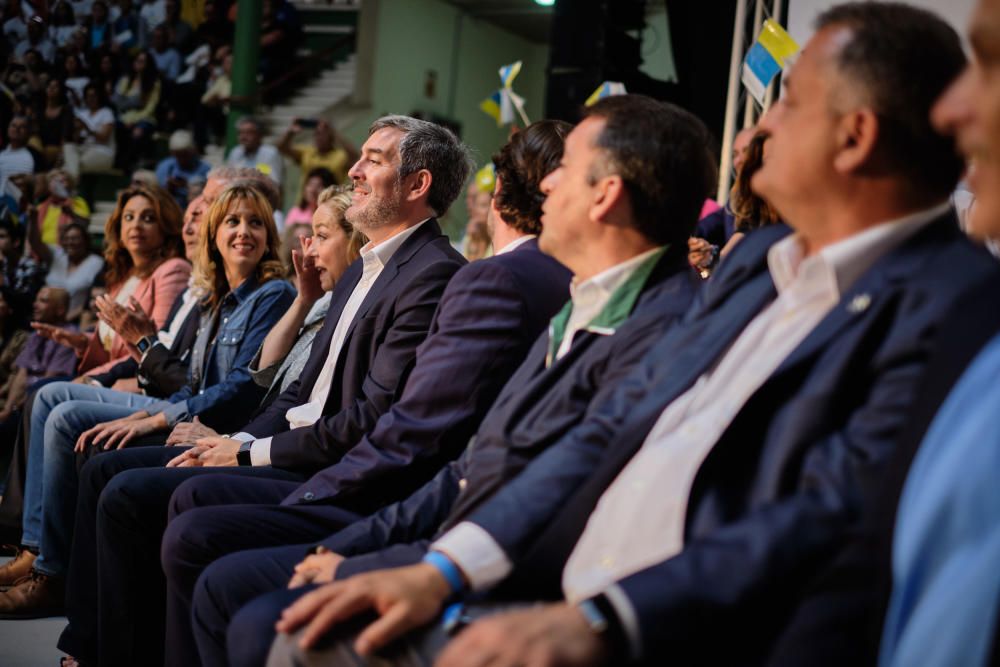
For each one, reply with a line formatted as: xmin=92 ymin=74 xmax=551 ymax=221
xmin=164 ymin=419 xmax=240 ymax=467
xmin=275 ymin=559 xmax=608 ymax=667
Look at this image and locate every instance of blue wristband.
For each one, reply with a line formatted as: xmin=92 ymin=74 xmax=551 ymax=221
xmin=423 ymin=551 xmax=464 ymax=595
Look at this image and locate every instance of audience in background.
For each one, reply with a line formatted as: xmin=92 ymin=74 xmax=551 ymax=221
xmin=284 ymin=167 xmax=335 ymax=229
xmin=155 ymin=129 xmax=210 ymax=208
xmin=0 ymin=286 xmax=75 ymax=488
xmin=64 ymin=83 xmax=115 ymax=178
xmin=718 ymin=131 xmax=782 ymax=258
xmin=31 ymin=169 xmax=89 ymax=245
xmin=227 ymin=116 xmax=283 ymax=186
xmin=278 ymin=118 xmax=359 ymax=193
xmin=30 ymin=218 xmax=104 ymax=321
xmin=0 ymin=215 xmax=47 ymax=315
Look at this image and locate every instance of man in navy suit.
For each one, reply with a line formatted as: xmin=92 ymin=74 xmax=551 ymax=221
xmin=185 ymin=96 xmax=709 ymax=667
xmin=56 ymin=115 xmax=472 ymax=667
xmin=265 ymin=6 xmax=1000 ymax=667
xmin=766 ymin=0 xmax=1000 ymax=664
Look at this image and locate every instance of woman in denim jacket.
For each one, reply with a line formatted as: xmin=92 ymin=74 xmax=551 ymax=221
xmin=0 ymin=184 xmax=294 ymax=608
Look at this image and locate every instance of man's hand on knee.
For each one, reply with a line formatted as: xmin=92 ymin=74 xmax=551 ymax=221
xmin=435 ymin=603 xmax=610 ymax=667
xmin=275 ymin=563 xmax=452 ymax=656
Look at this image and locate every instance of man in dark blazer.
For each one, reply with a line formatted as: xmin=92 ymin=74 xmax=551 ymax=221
xmin=265 ymin=8 xmax=1000 ymax=667
xmin=185 ymin=97 xmax=710 ymax=667
xmin=56 ymin=115 xmax=471 ymax=666
xmin=767 ymin=0 xmax=1000 ymax=663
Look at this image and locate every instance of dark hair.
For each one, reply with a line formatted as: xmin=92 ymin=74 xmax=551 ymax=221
xmin=61 ymin=220 xmax=91 ymax=244
xmin=581 ymin=94 xmax=716 ymax=246
xmin=83 ymin=81 xmax=107 ymax=107
xmin=815 ymin=2 xmax=966 ymax=198
xmin=298 ymin=167 xmax=336 ymax=209
xmin=731 ymin=132 xmax=780 ymax=231
xmin=491 ymin=120 xmax=572 ymax=235
xmin=103 ymin=184 xmax=184 ymax=285
xmin=0 ymin=216 xmax=24 ymax=245
xmin=129 ymin=49 xmax=160 ymax=98
xmin=368 ymin=115 xmax=474 ymax=217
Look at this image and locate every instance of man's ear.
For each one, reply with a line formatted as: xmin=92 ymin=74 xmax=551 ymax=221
xmin=405 ymin=169 xmax=433 ymax=202
xmin=590 ymin=174 xmax=626 ymax=224
xmin=833 ymin=108 xmax=879 ymax=174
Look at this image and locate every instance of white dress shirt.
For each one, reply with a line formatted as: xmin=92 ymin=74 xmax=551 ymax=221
xmin=246 ymin=219 xmax=430 ymax=465
xmin=555 ymin=247 xmax=661 ymax=361
xmin=431 ymin=203 xmax=949 ymax=633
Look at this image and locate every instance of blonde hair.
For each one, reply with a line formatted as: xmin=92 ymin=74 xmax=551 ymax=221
xmin=316 ymin=186 xmax=366 ymax=263
xmin=193 ymin=184 xmax=285 ymax=310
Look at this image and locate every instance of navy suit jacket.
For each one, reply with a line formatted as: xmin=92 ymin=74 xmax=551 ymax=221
xmin=313 ymin=246 xmax=701 ymax=577
xmin=241 ymin=219 xmax=466 ymax=473
xmin=461 ymin=212 xmax=1000 ymax=664
xmin=694 ymin=203 xmax=736 ymax=247
xmin=279 ymin=238 xmax=571 ymax=512
xmin=767 ymin=272 xmax=1000 ymax=667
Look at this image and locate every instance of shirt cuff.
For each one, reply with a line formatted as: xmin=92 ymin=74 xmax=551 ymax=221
xmin=159 ymin=399 xmax=189 ymax=427
xmin=231 ymin=432 xmax=256 ymax=442
xmin=250 ymin=437 xmax=272 ymax=466
xmin=602 ymin=583 xmax=642 ymax=660
xmin=430 ymin=521 xmax=512 ymax=592
xmin=142 ymin=398 xmax=173 ymax=416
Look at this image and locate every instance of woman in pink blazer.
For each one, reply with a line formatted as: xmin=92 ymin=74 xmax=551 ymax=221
xmin=33 ymin=184 xmax=190 ymax=382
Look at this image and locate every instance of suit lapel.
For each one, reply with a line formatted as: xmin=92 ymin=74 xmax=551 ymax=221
xmin=771 ymin=212 xmax=958 ymax=379
xmin=336 ymin=218 xmax=445 ymax=357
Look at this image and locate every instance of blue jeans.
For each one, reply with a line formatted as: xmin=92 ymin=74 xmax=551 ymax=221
xmin=22 ymin=381 xmax=159 ymax=577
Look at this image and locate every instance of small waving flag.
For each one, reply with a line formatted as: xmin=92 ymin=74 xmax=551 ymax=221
xmin=480 ymin=61 xmax=530 ymax=127
xmin=480 ymin=91 xmax=503 ymax=126
xmin=741 ymin=19 xmax=799 ymax=104
xmin=499 ymin=61 xmax=522 ymax=89
xmin=585 ymin=81 xmax=627 ymax=107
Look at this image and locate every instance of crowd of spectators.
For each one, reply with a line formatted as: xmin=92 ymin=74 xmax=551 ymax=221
xmin=0 ymin=2 xmax=999 ymax=667
xmin=0 ymin=0 xmax=304 ymax=179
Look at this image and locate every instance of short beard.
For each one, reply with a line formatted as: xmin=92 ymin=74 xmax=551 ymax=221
xmin=345 ymin=176 xmax=404 ymax=233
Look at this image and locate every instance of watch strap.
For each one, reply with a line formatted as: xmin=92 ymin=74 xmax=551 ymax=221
xmin=236 ymin=440 xmax=253 ymax=466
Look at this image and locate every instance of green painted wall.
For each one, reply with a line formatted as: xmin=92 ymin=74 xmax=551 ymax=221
xmin=342 ymin=0 xmax=549 ymax=238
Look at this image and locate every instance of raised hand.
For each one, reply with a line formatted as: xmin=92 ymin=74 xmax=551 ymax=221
xmin=95 ymin=295 xmax=157 ymax=346
xmin=31 ymin=322 xmax=89 ymax=356
xmin=291 ymin=237 xmax=324 ymax=304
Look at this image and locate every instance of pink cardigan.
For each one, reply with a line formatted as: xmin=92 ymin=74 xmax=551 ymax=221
xmin=79 ymin=256 xmax=191 ymax=376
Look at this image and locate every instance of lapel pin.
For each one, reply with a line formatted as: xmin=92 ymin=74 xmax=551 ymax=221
xmin=847 ymin=293 xmax=871 ymax=314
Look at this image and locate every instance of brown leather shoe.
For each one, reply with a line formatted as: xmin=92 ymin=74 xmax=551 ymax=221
xmin=0 ymin=570 xmax=65 ymax=618
xmin=0 ymin=547 xmax=36 ymax=587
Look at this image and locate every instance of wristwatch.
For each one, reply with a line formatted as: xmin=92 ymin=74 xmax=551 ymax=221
xmin=136 ymin=335 xmax=158 ymax=354
xmin=236 ymin=441 xmax=253 ymax=466
xmin=577 ymin=594 xmax=629 ymax=657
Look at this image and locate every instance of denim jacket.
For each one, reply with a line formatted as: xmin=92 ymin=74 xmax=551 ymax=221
xmin=144 ymin=276 xmax=296 ymax=431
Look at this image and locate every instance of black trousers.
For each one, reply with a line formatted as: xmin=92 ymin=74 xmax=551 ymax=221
xmin=162 ymin=474 xmax=366 ymax=667
xmin=56 ymin=446 xmax=304 ymax=666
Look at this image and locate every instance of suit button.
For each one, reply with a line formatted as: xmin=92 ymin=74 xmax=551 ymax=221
xmin=303 ymin=492 xmax=315 ymax=501
xmin=458 ymin=478 xmax=468 ymax=491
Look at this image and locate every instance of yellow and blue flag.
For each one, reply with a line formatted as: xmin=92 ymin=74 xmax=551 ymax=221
xmin=499 ymin=61 xmax=522 ymax=88
xmin=585 ymin=81 xmax=627 ymax=107
xmin=480 ymin=90 xmax=503 ymax=126
xmin=741 ymin=19 xmax=799 ymax=104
